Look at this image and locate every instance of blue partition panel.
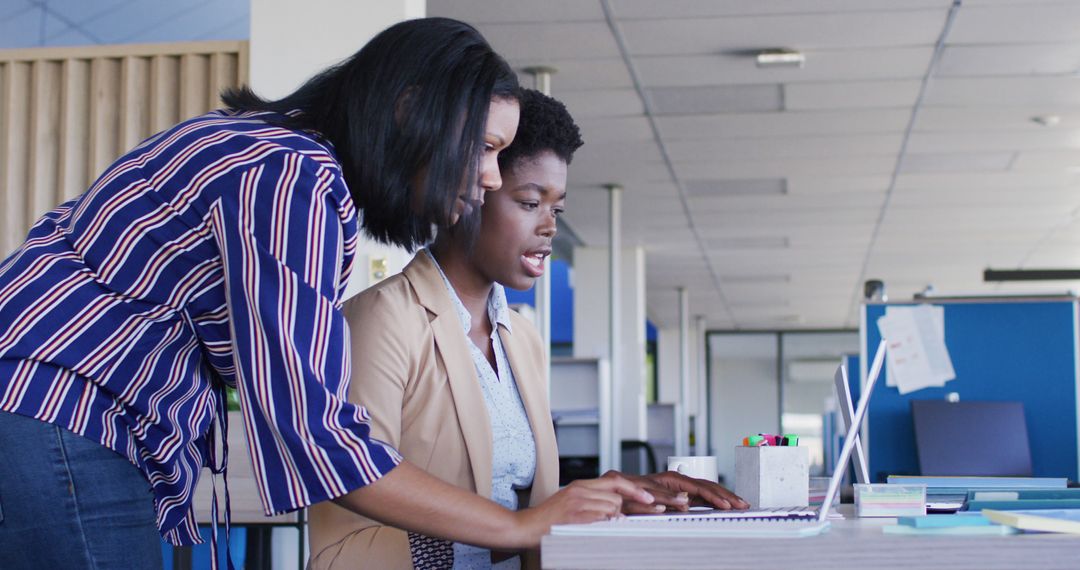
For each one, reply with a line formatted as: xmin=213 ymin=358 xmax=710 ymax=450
xmin=863 ymin=300 xmax=1078 ymax=482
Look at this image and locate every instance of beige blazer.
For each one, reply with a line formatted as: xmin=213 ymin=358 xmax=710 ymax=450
xmin=308 ymin=252 xmax=560 ymax=569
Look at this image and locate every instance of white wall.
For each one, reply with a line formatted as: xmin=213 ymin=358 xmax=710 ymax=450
xmin=250 ymin=0 xmax=425 ymax=100
xmin=249 ymin=0 xmax=426 ymax=300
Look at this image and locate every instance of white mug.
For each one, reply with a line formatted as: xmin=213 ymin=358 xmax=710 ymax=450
xmin=667 ymin=455 xmax=719 ymax=481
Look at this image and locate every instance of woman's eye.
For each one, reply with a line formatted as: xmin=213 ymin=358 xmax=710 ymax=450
xmin=553 ymin=208 xmax=565 ymax=217
xmin=520 ymin=201 xmax=539 ymax=210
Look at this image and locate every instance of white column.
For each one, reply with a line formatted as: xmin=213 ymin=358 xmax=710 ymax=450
xmin=676 ymin=287 xmax=690 ymax=456
xmin=607 ymin=184 xmax=623 ymax=471
xmin=573 ymin=235 xmax=648 ymax=473
xmin=694 ymin=315 xmax=709 ymax=456
xmin=657 ymin=327 xmax=681 ymax=403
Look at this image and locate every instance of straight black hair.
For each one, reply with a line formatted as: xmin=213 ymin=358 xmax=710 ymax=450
xmin=222 ymin=17 xmax=519 ymax=250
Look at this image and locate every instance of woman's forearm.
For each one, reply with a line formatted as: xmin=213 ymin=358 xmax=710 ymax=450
xmin=331 ymin=461 xmax=536 ymax=549
xmin=332 ymin=461 xmax=654 ymax=550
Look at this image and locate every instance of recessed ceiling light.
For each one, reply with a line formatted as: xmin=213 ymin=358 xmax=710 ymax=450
xmin=755 ymin=48 xmax=805 ymax=69
xmin=1031 ymin=114 xmax=1061 ymax=127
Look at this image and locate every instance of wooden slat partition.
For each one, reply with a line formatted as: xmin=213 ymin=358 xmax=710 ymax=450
xmin=0 ymin=40 xmax=248 ymax=257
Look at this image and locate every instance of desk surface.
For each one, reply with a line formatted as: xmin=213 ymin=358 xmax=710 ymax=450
xmin=541 ymin=506 xmax=1080 ymax=570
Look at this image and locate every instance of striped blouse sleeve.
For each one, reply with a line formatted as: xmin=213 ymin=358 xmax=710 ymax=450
xmin=211 ymin=148 xmax=401 ymax=516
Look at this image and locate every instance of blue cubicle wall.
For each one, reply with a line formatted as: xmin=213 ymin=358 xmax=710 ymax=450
xmin=862 ymin=299 xmax=1079 ymax=482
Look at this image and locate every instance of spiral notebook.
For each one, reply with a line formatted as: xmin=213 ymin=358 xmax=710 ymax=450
xmin=551 ymin=341 xmax=888 ymax=539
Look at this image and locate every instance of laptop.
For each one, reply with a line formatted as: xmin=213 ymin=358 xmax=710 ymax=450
xmin=550 ymin=340 xmax=888 ymax=538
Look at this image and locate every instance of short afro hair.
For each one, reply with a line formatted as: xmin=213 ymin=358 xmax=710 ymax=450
xmin=498 ymin=89 xmax=583 ymax=173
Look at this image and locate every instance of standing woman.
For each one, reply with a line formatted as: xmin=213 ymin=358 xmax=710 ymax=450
xmin=0 ymin=18 xmax=648 ymax=569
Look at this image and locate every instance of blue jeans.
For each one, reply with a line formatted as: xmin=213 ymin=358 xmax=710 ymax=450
xmin=0 ymin=412 xmax=163 ymax=569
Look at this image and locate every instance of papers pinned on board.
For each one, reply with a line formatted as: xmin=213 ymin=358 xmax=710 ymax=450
xmin=876 ymin=305 xmax=955 ymax=394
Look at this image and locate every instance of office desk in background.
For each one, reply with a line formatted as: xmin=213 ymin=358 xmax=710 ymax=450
xmin=541 ymin=506 xmax=1080 ymax=569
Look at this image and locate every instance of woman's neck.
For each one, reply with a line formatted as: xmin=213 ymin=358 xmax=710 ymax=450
xmin=429 ymin=241 xmax=494 ymax=327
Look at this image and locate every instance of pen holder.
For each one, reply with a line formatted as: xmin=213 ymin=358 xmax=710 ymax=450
xmin=735 ymin=446 xmax=809 ymax=509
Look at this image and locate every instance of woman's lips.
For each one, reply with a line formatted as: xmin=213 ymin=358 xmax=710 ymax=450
xmin=521 ymin=251 xmax=549 ymax=278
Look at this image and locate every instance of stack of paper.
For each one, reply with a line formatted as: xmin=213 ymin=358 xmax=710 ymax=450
xmin=883 ymin=513 xmax=1016 ymax=536
xmin=983 ymin=509 xmax=1080 ymax=534
xmin=966 ymin=489 xmax=1080 ymax=511
xmin=877 ymin=305 xmax=955 ymax=394
xmin=886 ymin=476 xmax=1069 ymax=512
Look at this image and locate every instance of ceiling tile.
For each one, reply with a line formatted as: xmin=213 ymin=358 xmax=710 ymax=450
xmin=616 ymin=11 xmax=947 ymax=56
xmin=950 ymin=3 xmax=1080 ymax=44
xmin=610 ymin=0 xmax=951 ymax=19
xmin=428 ymin=0 xmax=604 ymax=23
xmin=556 ymin=88 xmax=644 ymax=118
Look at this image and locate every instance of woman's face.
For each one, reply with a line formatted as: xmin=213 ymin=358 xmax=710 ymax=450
xmin=449 ymin=97 xmax=520 ymax=226
xmin=468 ymin=150 xmax=567 ymax=291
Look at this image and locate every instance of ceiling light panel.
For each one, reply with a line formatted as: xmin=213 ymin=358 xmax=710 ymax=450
xmin=608 ymin=0 xmax=949 ymax=20
xmin=915 ymin=107 xmax=1080 ymax=132
xmin=615 ymin=11 xmax=946 ymax=56
xmin=936 ymin=44 xmax=1080 ymax=77
xmin=647 ymin=85 xmax=782 ymax=115
xmin=721 ymin=273 xmax=791 ymax=284
xmin=684 ymin=178 xmax=787 ymax=197
xmin=923 ymin=77 xmax=1080 ymax=107
xmin=675 ymin=155 xmax=897 ymax=179
xmin=906 ymin=131 xmax=1080 ymax=154
xmin=478 ymin=21 xmax=621 ymax=60
xmin=429 ymin=0 xmax=604 ymax=23
xmin=899 ymin=152 xmax=1016 ymax=174
xmin=709 ymin=236 xmax=790 ymax=250
xmin=948 ymin=3 xmax=1080 ymax=45
xmin=556 ymin=88 xmax=645 ymax=118
xmin=511 ymin=58 xmax=633 ymax=90
xmin=1010 ymin=150 xmax=1080 ymax=171
xmin=634 ymin=48 xmax=931 ymax=88
xmin=657 ymin=109 xmax=911 ymax=139
xmin=784 ymin=80 xmax=921 ymax=111
xmin=893 ymin=171 xmax=1075 ymax=192
xmin=665 ymin=134 xmax=904 ymax=162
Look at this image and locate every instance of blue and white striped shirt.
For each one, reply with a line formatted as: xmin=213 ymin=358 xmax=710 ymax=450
xmin=0 ymin=110 xmax=401 ymax=545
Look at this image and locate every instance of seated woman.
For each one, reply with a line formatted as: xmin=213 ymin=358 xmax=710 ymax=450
xmin=309 ymin=90 xmax=746 ymax=569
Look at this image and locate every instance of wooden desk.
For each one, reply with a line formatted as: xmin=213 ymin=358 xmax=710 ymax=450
xmin=541 ymin=506 xmax=1080 ymax=569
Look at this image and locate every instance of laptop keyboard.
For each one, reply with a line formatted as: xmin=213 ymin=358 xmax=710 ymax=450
xmin=627 ymin=507 xmax=819 ymax=522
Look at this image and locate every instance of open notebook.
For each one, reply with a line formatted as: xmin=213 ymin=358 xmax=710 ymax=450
xmin=551 ymin=340 xmax=887 ymax=539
